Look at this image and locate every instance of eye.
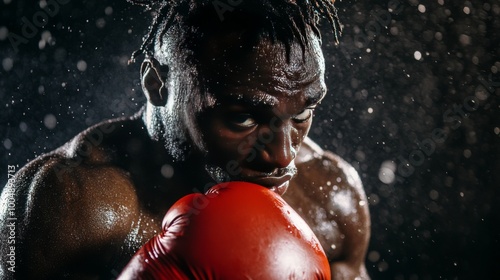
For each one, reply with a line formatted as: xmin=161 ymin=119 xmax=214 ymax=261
xmin=229 ymin=113 xmax=257 ymax=128
xmin=293 ymin=109 xmax=313 ymax=123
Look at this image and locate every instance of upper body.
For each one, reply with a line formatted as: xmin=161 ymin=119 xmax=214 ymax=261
xmin=0 ymin=1 xmax=370 ymax=279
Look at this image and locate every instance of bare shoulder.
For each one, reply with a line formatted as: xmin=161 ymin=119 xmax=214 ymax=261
xmin=293 ymin=137 xmax=368 ymax=214
xmin=295 ymin=137 xmax=365 ymax=194
xmin=286 ymin=137 xmax=371 ymax=279
xmin=0 ymin=117 xmax=140 ymax=279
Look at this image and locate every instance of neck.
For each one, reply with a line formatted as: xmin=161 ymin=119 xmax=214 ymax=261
xmin=174 ymin=156 xmax=219 ymax=194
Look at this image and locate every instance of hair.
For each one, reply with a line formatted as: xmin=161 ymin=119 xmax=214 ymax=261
xmin=127 ymin=0 xmax=342 ymax=63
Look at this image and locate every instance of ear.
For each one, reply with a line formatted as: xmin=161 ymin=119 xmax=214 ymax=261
xmin=140 ymin=57 xmax=169 ymax=106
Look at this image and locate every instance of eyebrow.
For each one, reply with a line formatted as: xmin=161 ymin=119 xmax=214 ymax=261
xmin=304 ymin=89 xmax=327 ymax=107
xmin=220 ymin=89 xmax=326 ymax=110
xmin=221 ymin=93 xmax=279 ymax=108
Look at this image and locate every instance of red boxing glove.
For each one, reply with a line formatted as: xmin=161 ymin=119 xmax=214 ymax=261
xmin=118 ymin=181 xmax=330 ymax=279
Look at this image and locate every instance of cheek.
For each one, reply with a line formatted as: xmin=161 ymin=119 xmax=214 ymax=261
xmin=201 ymin=117 xmax=257 ymax=164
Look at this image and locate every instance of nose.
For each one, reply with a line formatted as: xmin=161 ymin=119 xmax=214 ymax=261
xmin=258 ymin=124 xmax=297 ymax=169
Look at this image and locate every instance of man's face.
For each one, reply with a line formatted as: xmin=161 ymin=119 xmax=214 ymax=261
xmin=174 ymin=31 xmax=326 ymax=195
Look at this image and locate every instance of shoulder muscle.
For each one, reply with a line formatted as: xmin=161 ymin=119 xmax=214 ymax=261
xmin=1 ymin=151 xmax=138 ymax=279
xmin=293 ymin=137 xmax=371 ymax=278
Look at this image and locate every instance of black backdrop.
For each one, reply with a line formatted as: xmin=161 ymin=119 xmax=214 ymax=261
xmin=1 ymin=0 xmax=499 ymax=279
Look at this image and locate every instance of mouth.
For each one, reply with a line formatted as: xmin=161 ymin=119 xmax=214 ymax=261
xmin=204 ymin=163 xmax=296 ymax=196
xmin=237 ymin=171 xmax=295 ymax=196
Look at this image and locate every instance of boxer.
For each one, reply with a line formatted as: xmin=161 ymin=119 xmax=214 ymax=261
xmin=0 ymin=1 xmax=370 ymax=279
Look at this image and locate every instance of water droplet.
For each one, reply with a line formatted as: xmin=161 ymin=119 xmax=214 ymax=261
xmin=418 ymin=4 xmax=426 ymax=13
xmin=105 ymin=6 xmax=113 ymax=15
xmin=44 ymin=114 xmax=57 ymax=130
xmin=0 ymin=26 xmax=8 ymax=40
xmin=3 ymin=139 xmax=12 ymax=149
xmin=96 ymin=18 xmax=106 ymax=28
xmin=414 ymin=51 xmax=422 ymax=60
xmin=2 ymin=57 xmax=13 ymax=71
xmin=77 ymin=60 xmax=87 ymax=72
xmin=463 ymin=149 xmax=472 ymax=158
xmin=429 ymin=190 xmax=439 ymax=200
xmin=161 ymin=164 xmax=174 ymax=178
xmin=368 ymin=251 xmax=380 ymax=262
xmin=377 ymin=261 xmax=389 ymax=272
xmin=459 ymin=34 xmax=471 ymax=46
xmin=19 ymin=122 xmax=28 ymax=132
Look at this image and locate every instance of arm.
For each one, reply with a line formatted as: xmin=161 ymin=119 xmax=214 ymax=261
xmin=0 ymin=157 xmax=44 ymax=279
xmin=287 ymin=138 xmax=371 ymax=279
xmin=325 ymin=152 xmax=371 ymax=279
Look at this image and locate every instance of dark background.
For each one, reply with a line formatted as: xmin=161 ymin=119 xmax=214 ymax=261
xmin=1 ymin=0 xmax=498 ymax=279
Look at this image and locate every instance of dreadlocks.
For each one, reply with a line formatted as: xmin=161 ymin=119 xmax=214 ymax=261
xmin=127 ymin=0 xmax=342 ymax=64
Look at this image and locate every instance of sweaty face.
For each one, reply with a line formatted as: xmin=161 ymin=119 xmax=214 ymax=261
xmin=188 ymin=32 xmax=326 ymax=195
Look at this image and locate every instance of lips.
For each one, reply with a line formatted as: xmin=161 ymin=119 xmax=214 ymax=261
xmin=204 ymin=162 xmax=296 ymax=196
xmin=237 ymin=173 xmax=294 ymax=196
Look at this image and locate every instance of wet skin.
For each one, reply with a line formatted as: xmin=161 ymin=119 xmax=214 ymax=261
xmin=0 ymin=31 xmax=370 ymax=279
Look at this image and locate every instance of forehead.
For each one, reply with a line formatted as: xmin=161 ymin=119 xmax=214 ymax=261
xmin=199 ymin=33 xmax=326 ymax=106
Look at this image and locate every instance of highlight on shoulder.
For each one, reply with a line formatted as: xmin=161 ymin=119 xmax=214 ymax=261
xmin=297 ymin=137 xmax=364 ymax=189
